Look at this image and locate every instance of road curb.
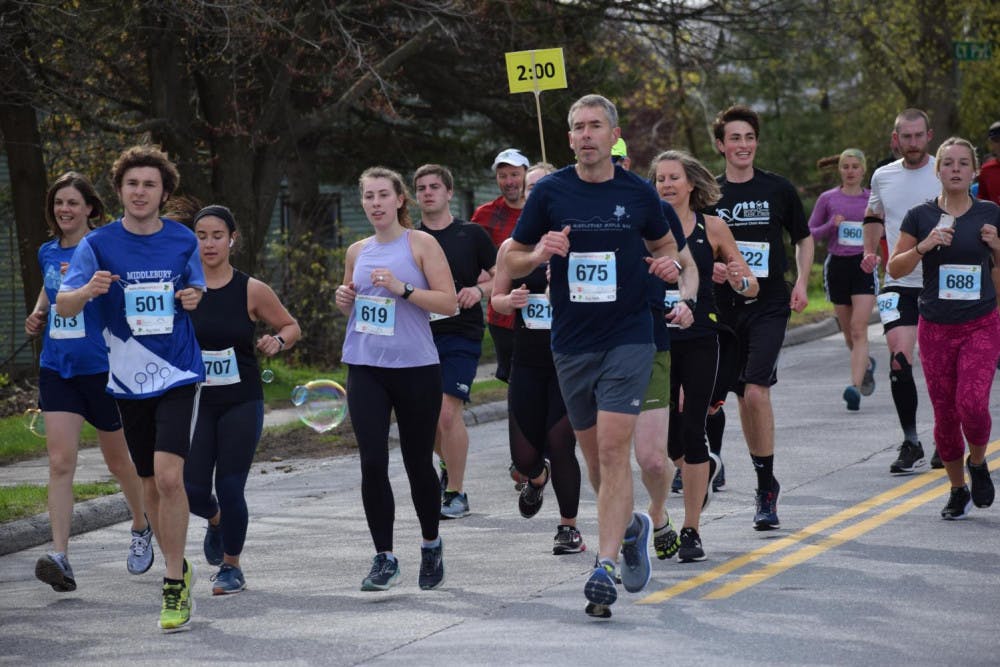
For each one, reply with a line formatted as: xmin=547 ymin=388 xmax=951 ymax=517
xmin=2 ymin=316 xmax=845 ymax=555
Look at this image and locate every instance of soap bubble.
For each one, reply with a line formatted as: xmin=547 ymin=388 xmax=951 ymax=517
xmin=23 ymin=408 xmax=46 ymax=438
xmin=261 ymin=369 xmax=274 ymax=384
xmin=291 ymin=380 xmax=347 ymax=433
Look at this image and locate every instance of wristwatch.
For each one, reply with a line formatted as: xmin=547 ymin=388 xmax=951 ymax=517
xmin=682 ymin=298 xmax=697 ymax=312
xmin=402 ymin=283 xmax=415 ymax=300
xmin=274 ymin=334 xmax=286 ymax=351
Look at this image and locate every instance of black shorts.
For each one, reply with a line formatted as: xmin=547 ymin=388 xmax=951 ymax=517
xmin=38 ymin=368 xmax=122 ymax=432
xmin=824 ymin=254 xmax=876 ymax=305
xmin=877 ymin=286 xmax=920 ymax=333
xmin=721 ymin=298 xmax=790 ymax=395
xmin=117 ymin=382 xmax=201 ymax=478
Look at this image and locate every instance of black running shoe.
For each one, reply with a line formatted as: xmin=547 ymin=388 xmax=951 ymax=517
xmin=585 ymin=602 xmax=612 ymax=619
xmin=941 ymin=485 xmax=972 ymax=520
xmin=930 ymin=448 xmax=943 ymax=469
xmin=518 ymin=462 xmax=548 ymax=518
xmin=361 ymin=553 xmax=400 ymax=591
xmin=860 ymin=356 xmax=876 ymax=396
xmin=890 ymin=440 xmax=926 ymax=475
xmin=553 ymin=525 xmax=586 ymax=555
xmin=967 ymin=457 xmax=995 ymax=508
xmin=677 ymin=527 xmax=706 ymax=562
xmin=418 ymin=540 xmax=444 ymax=590
xmin=753 ymin=478 xmax=781 ymax=531
xmin=670 ymin=467 xmax=683 ymax=494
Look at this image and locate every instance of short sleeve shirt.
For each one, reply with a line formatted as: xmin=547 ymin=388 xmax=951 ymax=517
xmin=511 ymin=165 xmax=670 ymax=354
xmin=59 ymin=219 xmax=206 ymax=398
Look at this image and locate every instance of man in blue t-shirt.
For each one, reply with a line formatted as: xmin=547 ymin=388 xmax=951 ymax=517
xmin=57 ymin=145 xmax=204 ymax=632
xmin=506 ymin=94 xmax=697 ymax=616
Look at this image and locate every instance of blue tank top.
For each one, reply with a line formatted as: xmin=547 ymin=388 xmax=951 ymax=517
xmin=37 ymin=238 xmax=109 ymax=378
xmin=60 ymin=219 xmax=206 ymax=398
xmin=341 ymin=230 xmax=439 ymax=368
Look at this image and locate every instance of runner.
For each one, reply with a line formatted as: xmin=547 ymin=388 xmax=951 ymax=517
xmin=710 ymin=105 xmax=814 ymax=531
xmin=862 ymin=108 xmax=943 ymax=473
xmin=472 ymin=148 xmax=530 ymax=383
xmin=186 ymin=204 xmax=300 ymax=594
xmin=26 ymin=171 xmax=151 ymax=592
xmin=335 ymin=167 xmax=457 ymax=592
xmin=809 ymin=149 xmax=877 ymax=411
xmin=492 ymin=237 xmax=584 ymax=554
xmin=505 ymin=94 xmax=694 ymax=617
xmin=56 ymin=145 xmax=205 ymax=631
xmin=886 ymin=137 xmax=1000 ymax=519
xmin=413 ymin=164 xmax=496 ymax=520
xmin=653 ymin=150 xmax=758 ymax=561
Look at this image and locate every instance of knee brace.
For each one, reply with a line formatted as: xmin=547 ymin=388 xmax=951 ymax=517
xmin=889 ymin=352 xmax=913 ymax=384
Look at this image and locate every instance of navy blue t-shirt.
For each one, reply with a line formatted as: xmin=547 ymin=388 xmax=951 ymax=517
xmin=901 ymin=199 xmax=1000 ymax=324
xmin=512 ymin=165 xmax=670 ymax=354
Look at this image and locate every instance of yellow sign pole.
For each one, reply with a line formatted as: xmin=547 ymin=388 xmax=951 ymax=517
xmin=504 ymin=48 xmax=568 ymax=166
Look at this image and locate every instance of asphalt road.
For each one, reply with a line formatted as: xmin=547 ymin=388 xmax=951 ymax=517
xmin=2 ymin=323 xmax=999 ymax=666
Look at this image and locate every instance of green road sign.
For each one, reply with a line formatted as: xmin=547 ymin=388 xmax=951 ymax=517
xmin=953 ymin=41 xmax=992 ymax=61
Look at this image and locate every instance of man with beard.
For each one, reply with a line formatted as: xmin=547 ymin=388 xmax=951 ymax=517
xmin=861 ymin=108 xmax=942 ymax=474
xmin=472 ymin=149 xmax=530 ymax=383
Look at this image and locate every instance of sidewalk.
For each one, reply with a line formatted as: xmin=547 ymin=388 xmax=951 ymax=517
xmin=0 ymin=317 xmax=843 ymax=555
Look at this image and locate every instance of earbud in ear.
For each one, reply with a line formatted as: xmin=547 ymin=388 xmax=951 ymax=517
xmin=229 ymin=239 xmax=234 ymax=248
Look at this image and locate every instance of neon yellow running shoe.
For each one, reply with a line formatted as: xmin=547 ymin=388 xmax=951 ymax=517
xmin=159 ymin=559 xmax=194 ymax=632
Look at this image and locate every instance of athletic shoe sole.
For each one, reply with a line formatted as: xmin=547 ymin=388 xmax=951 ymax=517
xmin=35 ymin=557 xmax=76 ymax=593
xmin=584 ymin=567 xmax=618 ymax=606
xmin=860 ymin=357 xmax=876 ymax=396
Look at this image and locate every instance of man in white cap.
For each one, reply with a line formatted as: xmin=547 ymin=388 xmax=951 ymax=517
xmin=471 ymin=148 xmax=530 ymax=384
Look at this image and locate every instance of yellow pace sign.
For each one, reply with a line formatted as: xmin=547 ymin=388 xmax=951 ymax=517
xmin=505 ymin=48 xmax=568 ymax=94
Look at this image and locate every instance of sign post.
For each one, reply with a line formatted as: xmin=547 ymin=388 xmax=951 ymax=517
xmin=504 ymin=48 xmax=568 ymax=164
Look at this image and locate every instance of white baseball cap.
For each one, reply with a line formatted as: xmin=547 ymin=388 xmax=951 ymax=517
xmin=491 ymin=148 xmax=530 ymax=170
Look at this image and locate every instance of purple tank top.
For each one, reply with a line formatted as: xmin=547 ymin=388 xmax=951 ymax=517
xmin=341 ymin=230 xmax=439 ymax=368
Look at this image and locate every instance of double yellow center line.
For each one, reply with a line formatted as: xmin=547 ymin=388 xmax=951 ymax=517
xmin=640 ymin=441 xmax=999 ymax=603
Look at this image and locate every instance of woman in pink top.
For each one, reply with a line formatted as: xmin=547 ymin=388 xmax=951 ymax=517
xmin=809 ymin=149 xmax=876 ymax=411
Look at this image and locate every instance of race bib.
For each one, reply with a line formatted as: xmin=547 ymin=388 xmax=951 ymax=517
xmin=837 ymin=221 xmax=864 ymax=247
xmin=521 ymin=294 xmax=552 ymax=330
xmin=124 ymin=282 xmax=174 ymax=335
xmin=568 ymin=251 xmax=616 ymax=302
xmin=202 ymin=348 xmax=240 ymax=386
xmin=429 ymin=305 xmax=460 ymax=322
xmin=939 ymin=264 xmax=980 ymax=301
xmin=354 ymin=295 xmax=395 ymax=336
xmin=663 ymin=289 xmax=681 ymax=328
xmin=877 ymin=292 xmax=901 ymax=325
xmin=736 ymin=241 xmax=770 ymax=278
xmin=48 ymin=305 xmax=85 ymax=340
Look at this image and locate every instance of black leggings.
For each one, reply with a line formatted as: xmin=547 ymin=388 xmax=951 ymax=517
xmin=347 ymin=364 xmax=442 ymax=553
xmin=668 ymin=335 xmax=719 ymax=465
xmin=184 ymin=399 xmax=263 ymax=557
xmin=508 ymin=363 xmax=580 ymax=520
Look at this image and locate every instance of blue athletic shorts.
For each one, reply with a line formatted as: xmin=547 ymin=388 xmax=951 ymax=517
xmin=434 ymin=334 xmax=482 ymax=402
xmin=553 ymin=343 xmax=655 ymax=431
xmin=38 ymin=367 xmax=122 ymax=431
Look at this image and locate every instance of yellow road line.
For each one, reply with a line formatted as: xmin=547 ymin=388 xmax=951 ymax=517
xmin=640 ymin=441 xmax=999 ymax=604
xmin=703 ymin=479 xmax=951 ymax=599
